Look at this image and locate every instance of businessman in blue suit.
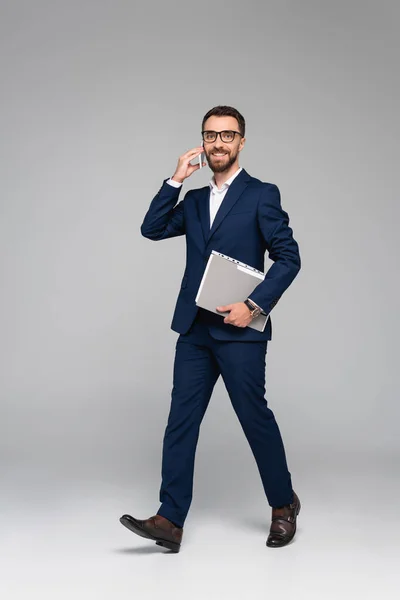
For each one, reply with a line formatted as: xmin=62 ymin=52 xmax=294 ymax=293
xmin=120 ymin=106 xmax=301 ymax=552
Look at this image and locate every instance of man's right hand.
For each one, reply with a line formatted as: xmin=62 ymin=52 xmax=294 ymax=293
xmin=171 ymin=147 xmax=206 ymax=184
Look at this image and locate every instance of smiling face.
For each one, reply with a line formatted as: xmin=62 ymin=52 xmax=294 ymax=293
xmin=202 ymin=115 xmax=246 ymax=174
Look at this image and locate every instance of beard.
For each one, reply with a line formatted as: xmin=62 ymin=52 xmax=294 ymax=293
xmin=206 ymin=149 xmax=238 ymax=173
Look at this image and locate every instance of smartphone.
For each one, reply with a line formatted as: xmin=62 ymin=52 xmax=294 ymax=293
xmin=198 ymin=144 xmax=205 ymax=169
xmin=190 ymin=145 xmax=206 ymax=169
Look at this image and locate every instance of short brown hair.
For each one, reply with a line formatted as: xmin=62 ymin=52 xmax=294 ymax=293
xmin=202 ymin=105 xmax=245 ymax=137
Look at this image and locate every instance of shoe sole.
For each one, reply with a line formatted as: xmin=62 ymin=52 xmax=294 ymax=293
xmin=266 ymin=498 xmax=301 ymax=548
xmin=119 ymin=516 xmax=181 ymax=553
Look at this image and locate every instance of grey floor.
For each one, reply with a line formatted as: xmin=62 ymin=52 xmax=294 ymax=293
xmin=2 ymin=453 xmax=399 ymax=600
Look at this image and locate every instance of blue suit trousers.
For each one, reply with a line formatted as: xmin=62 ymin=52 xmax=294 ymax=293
xmin=156 ymin=308 xmax=294 ymax=528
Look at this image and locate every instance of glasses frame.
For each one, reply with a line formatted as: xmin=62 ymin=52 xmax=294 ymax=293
xmin=201 ymin=130 xmax=243 ymax=143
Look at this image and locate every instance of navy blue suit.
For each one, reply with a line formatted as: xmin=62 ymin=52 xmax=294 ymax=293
xmin=141 ymin=168 xmax=301 ymax=527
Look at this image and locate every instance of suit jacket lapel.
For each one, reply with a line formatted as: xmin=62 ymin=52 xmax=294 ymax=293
xmin=197 ymin=187 xmax=210 ymax=244
xmin=196 ymin=168 xmax=252 ymax=245
xmin=207 ymin=168 xmax=251 ymax=242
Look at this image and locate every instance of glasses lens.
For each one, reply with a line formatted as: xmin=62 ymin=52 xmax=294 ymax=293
xmin=203 ymin=131 xmax=216 ymax=142
xmin=221 ymin=131 xmax=235 ymax=142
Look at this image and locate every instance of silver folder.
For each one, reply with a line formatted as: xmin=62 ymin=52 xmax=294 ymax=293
xmin=195 ymin=251 xmax=269 ymax=332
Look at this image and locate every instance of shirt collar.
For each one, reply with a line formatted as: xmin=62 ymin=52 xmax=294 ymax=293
xmin=208 ymin=166 xmax=243 ymax=193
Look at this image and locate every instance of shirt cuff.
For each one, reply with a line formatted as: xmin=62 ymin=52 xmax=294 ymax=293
xmin=166 ymin=177 xmax=183 ymax=188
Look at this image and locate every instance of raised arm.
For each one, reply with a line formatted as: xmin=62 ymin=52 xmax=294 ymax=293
xmin=140 ymin=179 xmax=186 ymax=240
xmin=140 ymin=146 xmax=205 ymax=241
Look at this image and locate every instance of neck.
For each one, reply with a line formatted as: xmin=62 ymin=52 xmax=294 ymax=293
xmin=213 ymin=162 xmax=240 ymax=188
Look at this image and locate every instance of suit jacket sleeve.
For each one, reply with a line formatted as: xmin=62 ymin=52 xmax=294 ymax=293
xmin=140 ymin=178 xmax=187 ymax=240
xmin=248 ymin=183 xmax=301 ymax=315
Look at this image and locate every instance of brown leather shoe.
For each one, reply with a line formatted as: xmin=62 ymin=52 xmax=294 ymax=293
xmin=119 ymin=513 xmax=183 ymax=552
xmin=266 ymin=490 xmax=301 ymax=548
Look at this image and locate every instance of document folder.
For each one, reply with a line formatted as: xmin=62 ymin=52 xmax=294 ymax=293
xmin=195 ymin=251 xmax=269 ymax=332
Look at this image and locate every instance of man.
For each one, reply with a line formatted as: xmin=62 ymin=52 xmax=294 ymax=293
xmin=120 ymin=105 xmax=301 ymax=552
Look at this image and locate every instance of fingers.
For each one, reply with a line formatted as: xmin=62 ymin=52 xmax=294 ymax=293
xmin=216 ymin=305 xmax=232 ymax=312
xmin=185 ymin=147 xmax=204 ymax=158
xmin=186 ymin=147 xmax=205 ymax=169
xmin=188 ymin=162 xmax=201 ymax=173
xmin=223 ymin=317 xmax=243 ymax=326
xmin=223 ymin=317 xmax=246 ymax=327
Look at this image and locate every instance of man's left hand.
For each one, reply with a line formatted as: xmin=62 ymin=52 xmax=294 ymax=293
xmin=216 ymin=302 xmax=253 ymax=328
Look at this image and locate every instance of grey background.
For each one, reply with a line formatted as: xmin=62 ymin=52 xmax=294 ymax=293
xmin=1 ymin=1 xmax=399 ymax=598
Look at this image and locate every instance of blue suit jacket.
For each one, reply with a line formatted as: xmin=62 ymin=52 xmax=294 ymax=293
xmin=141 ymin=168 xmax=301 ymax=341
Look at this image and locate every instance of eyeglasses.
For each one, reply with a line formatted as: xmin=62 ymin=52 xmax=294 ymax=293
xmin=201 ymin=130 xmax=243 ymax=143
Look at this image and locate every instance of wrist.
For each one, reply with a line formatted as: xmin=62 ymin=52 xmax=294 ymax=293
xmin=171 ymin=175 xmax=184 ymax=184
xmin=244 ymin=298 xmax=261 ymax=319
xmin=245 ymin=306 xmax=254 ymax=320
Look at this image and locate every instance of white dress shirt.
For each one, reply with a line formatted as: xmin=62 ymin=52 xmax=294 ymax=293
xmin=167 ymin=167 xmax=242 ymax=226
xmin=165 ymin=168 xmax=262 ymax=313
